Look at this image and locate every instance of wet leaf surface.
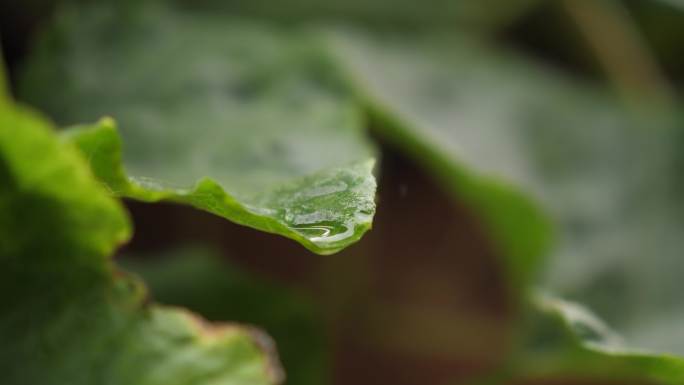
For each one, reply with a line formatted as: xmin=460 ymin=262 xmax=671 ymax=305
xmin=20 ymin=3 xmax=377 ymax=255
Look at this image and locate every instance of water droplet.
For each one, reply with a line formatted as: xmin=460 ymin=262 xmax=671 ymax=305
xmin=292 ymin=221 xmax=352 ymax=244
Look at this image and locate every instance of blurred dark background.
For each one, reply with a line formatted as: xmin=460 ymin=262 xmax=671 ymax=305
xmin=2 ymin=1 xmax=683 ymax=384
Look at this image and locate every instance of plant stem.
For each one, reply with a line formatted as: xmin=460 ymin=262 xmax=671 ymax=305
xmin=561 ymin=0 xmax=674 ymax=106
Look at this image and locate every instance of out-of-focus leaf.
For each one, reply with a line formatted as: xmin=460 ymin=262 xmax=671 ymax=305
xmin=177 ymin=0 xmax=541 ymax=30
xmin=20 ymin=3 xmax=377 ymax=255
xmin=122 ymin=247 xmax=329 ymax=385
xmin=0 ymin=97 xmax=281 ymax=383
xmin=326 ymin=30 xmax=684 ymax=381
xmin=327 ymin=31 xmax=554 ymax=291
xmin=656 ymin=0 xmax=684 ymax=10
xmin=504 ymin=294 xmax=684 ymax=384
xmin=631 ymin=1 xmax=684 ymax=85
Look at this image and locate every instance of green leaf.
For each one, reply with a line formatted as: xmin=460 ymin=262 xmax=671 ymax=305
xmin=0 ymin=99 xmax=281 ymax=383
xmin=327 ymin=31 xmax=554 ymax=291
xmin=177 ymin=0 xmax=541 ymax=30
xmin=656 ymin=0 xmax=684 ymax=10
xmin=20 ymin=3 xmax=377 ymax=255
xmin=504 ymin=294 xmax=684 ymax=384
xmin=326 ymin=30 xmax=684 ymax=381
xmin=122 ymin=247 xmax=329 ymax=385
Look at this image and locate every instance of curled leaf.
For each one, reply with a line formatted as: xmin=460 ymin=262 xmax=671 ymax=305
xmin=21 ymin=3 xmax=377 ymax=255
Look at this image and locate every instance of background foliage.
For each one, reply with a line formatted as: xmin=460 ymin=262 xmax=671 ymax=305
xmin=3 ymin=0 xmax=684 ymax=384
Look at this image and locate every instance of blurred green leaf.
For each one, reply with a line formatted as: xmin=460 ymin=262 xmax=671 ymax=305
xmin=655 ymin=0 xmax=684 ymax=10
xmin=506 ymin=294 xmax=684 ymax=383
xmin=20 ymin=3 xmax=377 ymax=255
xmin=0 ymin=98 xmax=281 ymax=383
xmin=177 ymin=0 xmax=541 ymax=30
xmin=327 ymin=31 xmax=555 ymax=291
xmin=326 ymin=30 xmax=684 ymax=382
xmin=122 ymin=247 xmax=329 ymax=385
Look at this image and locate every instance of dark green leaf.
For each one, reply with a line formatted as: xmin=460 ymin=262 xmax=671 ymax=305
xmin=176 ymin=0 xmax=540 ymax=30
xmin=657 ymin=0 xmax=684 ymax=10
